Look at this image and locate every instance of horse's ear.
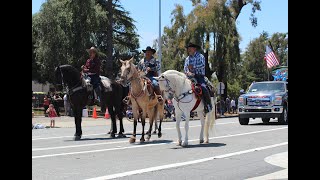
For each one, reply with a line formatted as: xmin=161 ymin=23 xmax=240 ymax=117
xmin=154 ymin=76 xmax=159 ymax=81
xmin=129 ymin=57 xmax=135 ymax=64
xmin=119 ymin=59 xmax=125 ymax=64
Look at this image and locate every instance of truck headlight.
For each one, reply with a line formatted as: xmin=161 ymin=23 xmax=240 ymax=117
xmin=238 ymin=97 xmax=244 ymax=106
xmin=274 ymin=96 xmax=282 ymax=105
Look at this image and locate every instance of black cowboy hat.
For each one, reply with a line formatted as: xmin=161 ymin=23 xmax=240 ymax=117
xmin=185 ymin=42 xmax=201 ymax=49
xmin=142 ymin=46 xmax=156 ymax=54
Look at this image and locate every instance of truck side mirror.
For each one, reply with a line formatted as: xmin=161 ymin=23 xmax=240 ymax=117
xmin=240 ymin=89 xmax=245 ymax=95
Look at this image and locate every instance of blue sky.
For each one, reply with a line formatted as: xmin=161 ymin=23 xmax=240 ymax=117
xmin=32 ymin=0 xmax=288 ymax=52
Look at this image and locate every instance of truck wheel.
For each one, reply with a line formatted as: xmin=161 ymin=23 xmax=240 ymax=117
xmin=278 ymin=105 xmax=288 ymax=125
xmin=262 ymin=118 xmax=270 ymax=124
xmin=239 ymin=117 xmax=249 ymax=125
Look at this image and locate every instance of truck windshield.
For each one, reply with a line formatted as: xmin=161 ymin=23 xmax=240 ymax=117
xmin=248 ymin=83 xmax=285 ymax=93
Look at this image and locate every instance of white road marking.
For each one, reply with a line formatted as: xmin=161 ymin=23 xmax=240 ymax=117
xmin=32 ymin=127 xmax=287 ymax=159
xmin=246 ymin=151 xmax=288 ymax=180
xmin=85 ymin=142 xmax=288 ymax=180
xmin=32 ymin=122 xmax=237 ymax=141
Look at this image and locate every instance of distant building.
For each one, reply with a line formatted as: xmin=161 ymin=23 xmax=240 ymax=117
xmin=32 ymin=81 xmax=53 ymax=92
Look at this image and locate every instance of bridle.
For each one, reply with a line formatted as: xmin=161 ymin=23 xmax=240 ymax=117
xmin=159 ymin=75 xmax=193 ymax=103
xmin=58 ymin=66 xmax=83 ymax=97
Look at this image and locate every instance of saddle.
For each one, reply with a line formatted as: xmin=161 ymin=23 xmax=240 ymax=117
xmin=141 ymin=76 xmax=155 ymax=97
xmin=189 ymin=77 xmax=215 ymax=97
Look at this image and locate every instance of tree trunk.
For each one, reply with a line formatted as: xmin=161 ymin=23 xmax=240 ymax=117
xmin=204 ymin=32 xmax=213 ymax=79
xmin=105 ymin=0 xmax=114 ymax=79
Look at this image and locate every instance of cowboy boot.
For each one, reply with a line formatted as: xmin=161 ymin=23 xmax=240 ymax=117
xmin=153 ymin=86 xmax=163 ymax=102
xmin=202 ymin=87 xmax=212 ymax=113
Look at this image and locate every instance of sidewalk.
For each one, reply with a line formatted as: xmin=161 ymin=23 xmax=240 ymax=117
xmin=32 ymin=113 xmax=238 ymax=128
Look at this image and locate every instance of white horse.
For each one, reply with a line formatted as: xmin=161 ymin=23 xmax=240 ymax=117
xmin=155 ymin=70 xmax=216 ymax=146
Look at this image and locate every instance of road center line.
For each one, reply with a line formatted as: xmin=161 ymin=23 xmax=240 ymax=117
xmin=84 ymin=142 xmax=288 ymax=180
xmin=32 ymin=127 xmax=287 ymax=159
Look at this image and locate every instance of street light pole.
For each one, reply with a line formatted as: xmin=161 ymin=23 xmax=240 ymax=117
xmin=158 ymin=0 xmax=162 ymax=74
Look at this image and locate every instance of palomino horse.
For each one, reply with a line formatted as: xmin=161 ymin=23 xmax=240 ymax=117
xmin=155 ymin=70 xmax=216 ymax=146
xmin=54 ymin=65 xmax=127 ymax=140
xmin=119 ymin=57 xmax=164 ymax=143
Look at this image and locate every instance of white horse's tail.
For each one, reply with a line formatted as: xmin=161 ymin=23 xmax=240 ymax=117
xmin=204 ymin=97 xmax=216 ymax=136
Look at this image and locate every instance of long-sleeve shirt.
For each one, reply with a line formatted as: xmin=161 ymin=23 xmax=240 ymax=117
xmin=137 ymin=56 xmax=161 ymax=77
xmin=83 ymin=57 xmax=101 ymax=75
xmin=183 ymin=51 xmax=205 ymax=76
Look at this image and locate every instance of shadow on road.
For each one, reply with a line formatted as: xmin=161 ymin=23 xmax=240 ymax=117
xmin=133 ymin=139 xmax=173 ymax=145
xmin=170 ymin=142 xmax=226 ymax=149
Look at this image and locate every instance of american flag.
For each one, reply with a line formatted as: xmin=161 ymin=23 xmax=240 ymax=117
xmin=264 ymin=45 xmax=279 ymax=68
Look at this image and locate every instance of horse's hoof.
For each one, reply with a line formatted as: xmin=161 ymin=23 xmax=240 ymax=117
xmin=182 ymin=141 xmax=188 ymax=147
xmin=200 ymin=139 xmax=204 ymax=144
xmin=74 ymin=135 xmax=81 ymax=141
xmin=177 ymin=140 xmax=182 ymax=146
xmin=140 ymin=138 xmax=145 ymax=142
xmin=152 ymin=131 xmax=157 ymax=134
xmin=110 ymin=133 xmax=116 ymax=138
xmin=158 ymin=132 xmax=162 ymax=138
xmin=129 ymin=137 xmax=136 ymax=143
xmin=107 ymin=131 xmax=111 ymax=134
xmin=117 ymin=133 xmax=126 ymax=138
xmin=204 ymin=140 xmax=209 ymax=144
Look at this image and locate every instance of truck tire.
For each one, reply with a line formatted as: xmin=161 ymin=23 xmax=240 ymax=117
xmin=239 ymin=117 xmax=249 ymax=125
xmin=278 ymin=105 xmax=288 ymax=125
xmin=262 ymin=118 xmax=270 ymax=124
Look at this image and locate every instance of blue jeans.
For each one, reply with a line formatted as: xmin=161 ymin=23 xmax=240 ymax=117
xmin=194 ymin=75 xmax=207 ymax=94
xmin=146 ymin=75 xmax=159 ymax=88
xmin=89 ymin=74 xmax=101 ymax=89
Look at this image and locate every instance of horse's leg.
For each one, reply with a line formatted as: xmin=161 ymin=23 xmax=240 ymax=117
xmin=109 ymin=106 xmax=117 ymax=138
xmin=116 ymin=105 xmax=126 ymax=138
xmin=140 ymin=109 xmax=147 ymax=142
xmin=129 ymin=105 xmax=139 ymax=143
xmin=153 ymin=116 xmax=158 ymax=134
xmin=182 ymin=112 xmax=190 ymax=147
xmin=146 ymin=111 xmax=153 ymax=141
xmin=198 ymin=110 xmax=205 ymax=144
xmin=175 ymin=110 xmax=183 ymax=146
xmin=73 ymin=108 xmax=82 ymax=140
xmin=157 ymin=102 xmax=164 ymax=138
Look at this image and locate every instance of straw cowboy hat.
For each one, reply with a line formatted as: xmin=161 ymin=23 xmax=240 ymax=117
xmin=86 ymin=47 xmax=98 ymax=53
xmin=142 ymin=46 xmax=156 ymax=54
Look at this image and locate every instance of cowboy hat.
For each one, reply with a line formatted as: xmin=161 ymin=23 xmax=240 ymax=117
xmin=86 ymin=47 xmax=98 ymax=53
xmin=185 ymin=42 xmax=201 ymax=49
xmin=142 ymin=46 xmax=156 ymax=54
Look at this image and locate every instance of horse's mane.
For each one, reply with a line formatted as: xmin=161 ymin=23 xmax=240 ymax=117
xmin=162 ymin=70 xmax=187 ymax=79
xmin=59 ymin=64 xmax=80 ymax=75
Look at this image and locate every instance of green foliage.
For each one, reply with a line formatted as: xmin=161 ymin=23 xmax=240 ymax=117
xmin=32 ymin=0 xmax=139 ymax=83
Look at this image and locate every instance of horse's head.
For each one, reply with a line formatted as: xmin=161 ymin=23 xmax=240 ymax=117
xmin=54 ymin=66 xmax=62 ymax=85
xmin=155 ymin=70 xmax=188 ymax=99
xmin=54 ymin=65 xmax=81 ymax=90
xmin=119 ymin=57 xmax=136 ymax=86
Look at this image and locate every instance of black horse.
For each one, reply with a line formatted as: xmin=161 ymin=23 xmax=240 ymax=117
xmin=54 ymin=65 xmax=127 ymax=140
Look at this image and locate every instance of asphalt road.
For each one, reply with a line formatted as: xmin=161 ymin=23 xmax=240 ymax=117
xmin=32 ymin=117 xmax=288 ymax=180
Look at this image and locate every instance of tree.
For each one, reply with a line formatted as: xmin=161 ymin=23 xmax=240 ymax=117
xmin=160 ymin=0 xmax=263 ymax=99
xmin=32 ymin=0 xmax=139 ymax=83
xmin=238 ymin=32 xmax=288 ymax=90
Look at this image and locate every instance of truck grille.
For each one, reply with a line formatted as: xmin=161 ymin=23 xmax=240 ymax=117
xmin=245 ymin=109 xmax=272 ymax=112
xmin=246 ymin=97 xmax=271 ymax=106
